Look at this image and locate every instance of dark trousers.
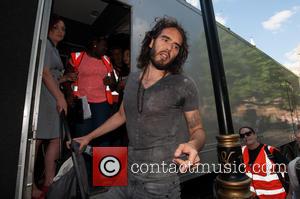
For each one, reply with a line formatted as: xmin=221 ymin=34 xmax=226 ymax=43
xmin=74 ymin=102 xmax=112 ymax=145
xmin=74 ymin=102 xmax=112 ymax=188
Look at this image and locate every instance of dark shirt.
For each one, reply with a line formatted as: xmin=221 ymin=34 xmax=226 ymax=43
xmin=272 ymin=147 xmax=289 ymax=165
xmin=248 ymin=143 xmax=288 ymax=166
xmin=123 ymin=71 xmax=199 ymax=178
xmin=115 ymin=64 xmax=130 ymax=78
xmin=286 ymin=141 xmax=300 ymax=161
xmin=248 ymin=144 xmax=264 ymax=166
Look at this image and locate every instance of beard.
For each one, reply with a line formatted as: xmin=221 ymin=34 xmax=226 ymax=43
xmin=150 ymin=48 xmax=175 ymax=71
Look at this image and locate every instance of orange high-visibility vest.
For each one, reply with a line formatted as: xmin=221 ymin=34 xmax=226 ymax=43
xmin=70 ymin=52 xmax=119 ymax=104
xmin=242 ymin=145 xmax=286 ymax=199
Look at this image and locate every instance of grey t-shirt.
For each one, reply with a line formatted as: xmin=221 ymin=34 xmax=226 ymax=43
xmin=123 ymin=71 xmax=199 ymax=177
xmin=288 ymin=157 xmax=300 ymax=199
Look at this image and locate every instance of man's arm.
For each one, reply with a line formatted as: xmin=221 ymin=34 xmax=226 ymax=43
xmin=73 ymin=102 xmax=126 ymax=150
xmin=184 ymin=109 xmax=206 ymax=151
xmin=173 ymin=109 xmax=206 ymax=170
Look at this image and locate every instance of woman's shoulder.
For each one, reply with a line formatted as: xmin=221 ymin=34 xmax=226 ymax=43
xmin=46 ymin=39 xmax=56 ymax=50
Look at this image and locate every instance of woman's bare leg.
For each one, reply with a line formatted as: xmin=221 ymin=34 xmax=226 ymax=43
xmin=43 ymin=138 xmax=60 ymax=187
xmin=32 ymin=139 xmax=43 ymax=198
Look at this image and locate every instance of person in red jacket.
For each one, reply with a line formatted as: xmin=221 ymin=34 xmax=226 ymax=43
xmin=66 ymin=36 xmax=118 ymax=193
xmin=239 ymin=126 xmax=289 ymax=199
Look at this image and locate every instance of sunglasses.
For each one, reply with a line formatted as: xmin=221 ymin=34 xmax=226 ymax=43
xmin=239 ymin=130 xmax=253 ymax=139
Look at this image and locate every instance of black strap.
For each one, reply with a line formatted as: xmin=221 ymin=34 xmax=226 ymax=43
xmin=60 ymin=111 xmax=88 ymax=199
xmin=264 ymin=146 xmax=289 ymax=192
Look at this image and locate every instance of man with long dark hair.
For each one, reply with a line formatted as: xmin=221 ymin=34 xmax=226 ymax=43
xmin=73 ymin=17 xmax=206 ymax=198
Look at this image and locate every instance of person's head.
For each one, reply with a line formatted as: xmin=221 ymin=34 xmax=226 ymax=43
xmin=137 ymin=17 xmax=188 ymax=74
xmin=239 ymin=126 xmax=259 ymax=147
xmin=111 ymin=47 xmax=123 ymax=68
xmin=48 ymin=15 xmax=65 ymax=46
xmin=87 ymin=36 xmax=108 ymax=58
xmin=123 ymin=49 xmax=130 ymax=66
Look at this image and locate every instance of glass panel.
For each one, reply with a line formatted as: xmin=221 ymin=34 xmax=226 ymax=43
xmin=218 ymin=26 xmax=300 ymax=146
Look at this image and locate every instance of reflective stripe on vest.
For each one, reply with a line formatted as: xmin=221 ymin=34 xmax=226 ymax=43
xmin=101 ymin=55 xmax=119 ymax=104
xmin=250 ymin=186 xmax=286 ymax=196
xmin=70 ymin=52 xmax=119 ymax=104
xmin=246 ymin=171 xmax=284 ymax=183
xmin=70 ymin=52 xmax=85 ymax=94
xmin=242 ymin=145 xmax=286 ymax=197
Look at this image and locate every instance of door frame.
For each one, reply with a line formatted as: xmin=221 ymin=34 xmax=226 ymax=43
xmin=15 ymin=0 xmax=52 ymax=198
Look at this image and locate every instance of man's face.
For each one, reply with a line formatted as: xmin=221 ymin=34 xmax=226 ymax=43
xmin=239 ymin=128 xmax=257 ymax=146
xmin=111 ymin=48 xmax=123 ymax=67
xmin=123 ymin=49 xmax=130 ymax=65
xmin=95 ymin=40 xmax=107 ymax=57
xmin=149 ymin=27 xmax=182 ymax=70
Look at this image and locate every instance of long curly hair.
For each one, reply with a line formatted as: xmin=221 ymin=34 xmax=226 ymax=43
xmin=137 ymin=17 xmax=189 ymax=74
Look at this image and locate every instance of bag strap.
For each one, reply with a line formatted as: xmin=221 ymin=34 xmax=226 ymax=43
xmin=60 ymin=111 xmax=88 ymax=199
xmin=264 ymin=146 xmax=288 ymax=192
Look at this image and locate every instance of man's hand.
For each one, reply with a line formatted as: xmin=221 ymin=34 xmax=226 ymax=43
xmin=174 ymin=109 xmax=206 ymax=173
xmin=173 ymin=142 xmax=200 ymax=172
xmin=103 ymin=75 xmax=117 ymax=91
xmin=103 ymin=75 xmax=113 ymax=85
xmin=67 ymin=135 xmax=91 ymax=152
